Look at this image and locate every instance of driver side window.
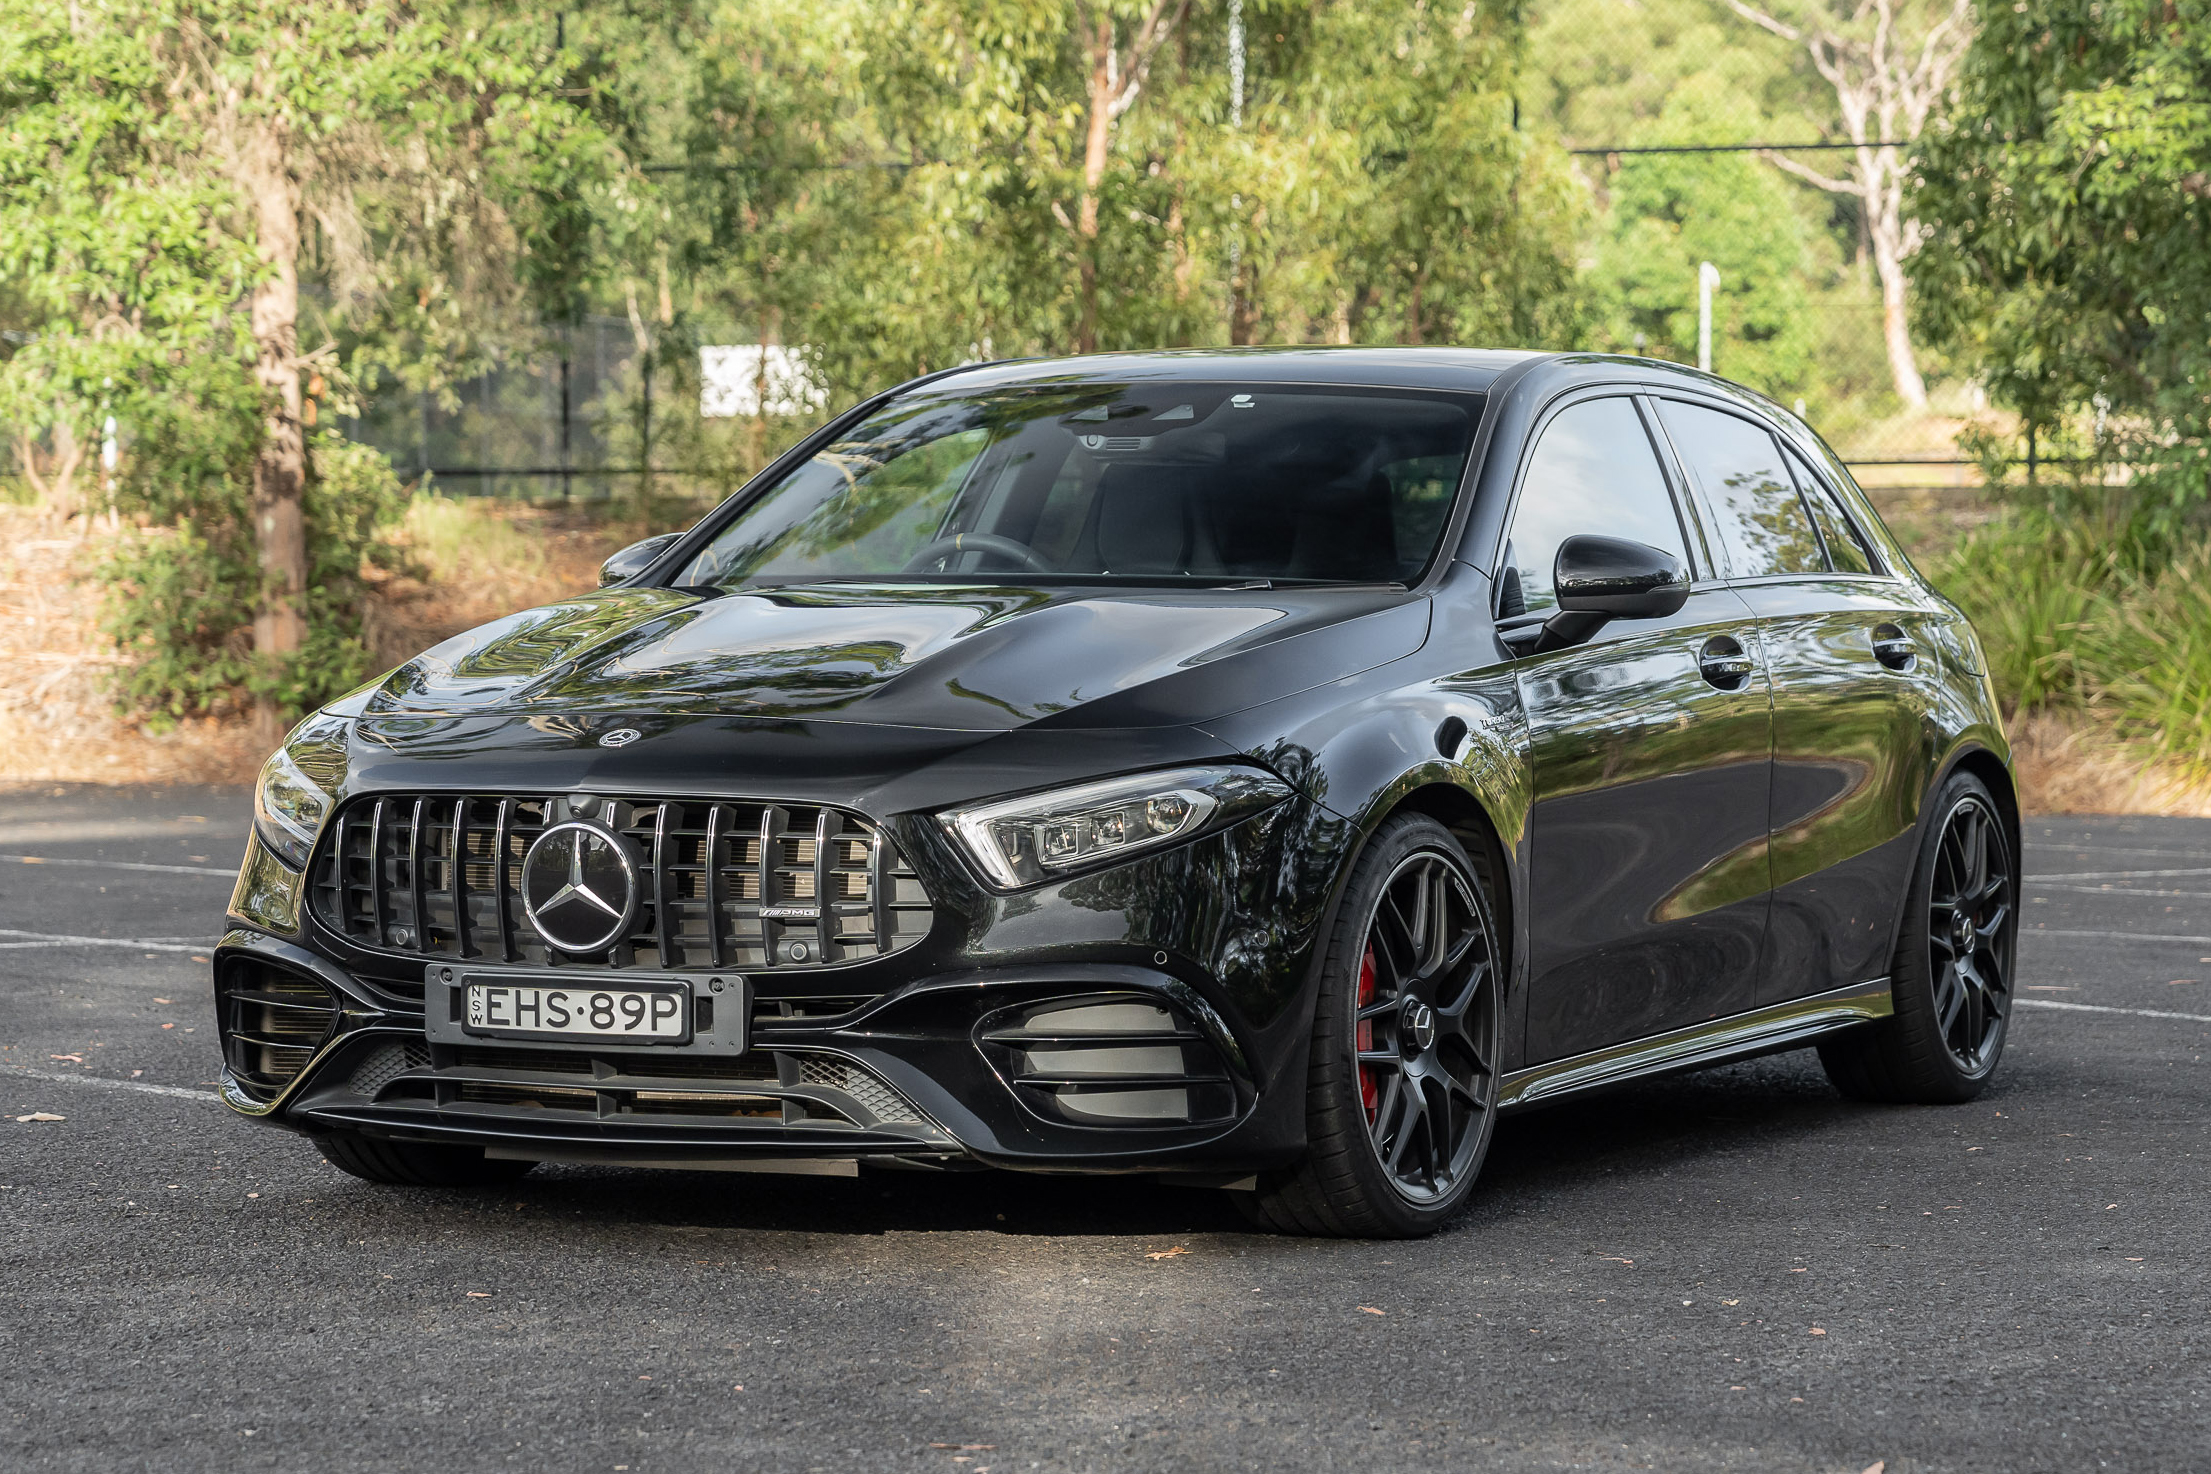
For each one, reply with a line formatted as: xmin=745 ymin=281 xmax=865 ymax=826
xmin=1499 ymin=397 xmax=1690 ymax=618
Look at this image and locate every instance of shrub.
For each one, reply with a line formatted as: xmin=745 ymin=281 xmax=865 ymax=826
xmin=101 ymin=391 xmax=407 ymax=729
xmin=1933 ymin=502 xmax=2211 ymax=782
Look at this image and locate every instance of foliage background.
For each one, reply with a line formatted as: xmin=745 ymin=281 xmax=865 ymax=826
xmin=0 ymin=0 xmax=2207 ymax=789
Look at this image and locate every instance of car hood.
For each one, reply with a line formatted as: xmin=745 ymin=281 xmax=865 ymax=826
xmin=359 ymin=581 xmax=1432 ymax=731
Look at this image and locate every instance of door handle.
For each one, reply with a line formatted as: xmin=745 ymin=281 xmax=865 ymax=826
xmin=1698 ymin=635 xmax=1756 ymax=690
xmin=1872 ymin=623 xmax=1916 ymax=671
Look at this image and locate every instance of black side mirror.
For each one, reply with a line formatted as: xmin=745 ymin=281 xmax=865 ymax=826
xmin=598 ymin=532 xmax=682 ymax=588
xmin=1528 ymin=535 xmax=1689 ymax=652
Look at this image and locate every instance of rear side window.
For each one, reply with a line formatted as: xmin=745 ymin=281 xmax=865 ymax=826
xmin=1785 ymin=447 xmax=1875 ymax=575
xmin=1657 ymin=401 xmax=1824 ymax=579
xmin=1498 ymin=396 xmax=1690 ymax=617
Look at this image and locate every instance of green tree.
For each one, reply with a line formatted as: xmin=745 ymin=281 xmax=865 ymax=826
xmin=1913 ymin=0 xmax=2211 ymax=520
xmin=0 ymin=0 xmax=617 ymax=735
xmin=1722 ymin=0 xmax=1975 ymax=409
xmin=1591 ymin=92 xmax=1818 ymax=393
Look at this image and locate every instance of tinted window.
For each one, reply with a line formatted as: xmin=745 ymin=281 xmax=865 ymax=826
xmin=676 ymin=384 xmax=1479 ymax=588
xmin=1658 ymin=401 xmax=1824 ymax=578
xmin=1786 ymin=447 xmax=1874 ymax=574
xmin=1498 ymin=397 xmax=1689 ymax=617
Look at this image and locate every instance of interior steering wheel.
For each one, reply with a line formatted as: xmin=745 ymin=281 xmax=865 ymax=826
xmin=900 ymin=533 xmax=1054 ymax=575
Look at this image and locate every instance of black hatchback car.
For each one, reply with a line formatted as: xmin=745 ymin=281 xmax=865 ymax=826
xmin=218 ymin=349 xmax=2018 ymax=1236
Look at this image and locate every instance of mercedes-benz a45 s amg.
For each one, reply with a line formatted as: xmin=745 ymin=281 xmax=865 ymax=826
xmin=216 ymin=349 xmax=2018 ymax=1236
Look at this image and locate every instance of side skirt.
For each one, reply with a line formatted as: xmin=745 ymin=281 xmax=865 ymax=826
xmin=1498 ymin=978 xmax=1893 ymax=1110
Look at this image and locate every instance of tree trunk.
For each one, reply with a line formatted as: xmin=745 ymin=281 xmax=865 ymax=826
xmin=241 ymin=119 xmax=307 ymax=746
xmin=1864 ymin=187 xmax=1929 ymax=410
xmin=1228 ymin=254 xmax=1259 ymax=345
xmin=17 ymin=417 xmax=84 ymax=518
xmin=1074 ymin=15 xmax=1114 ymax=354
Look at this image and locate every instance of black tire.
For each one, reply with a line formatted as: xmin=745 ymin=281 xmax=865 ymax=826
xmin=1819 ymin=770 xmax=2016 ymax=1104
xmin=316 ymin=1131 xmax=537 ymax=1188
xmin=1241 ymin=814 xmax=1503 ymax=1238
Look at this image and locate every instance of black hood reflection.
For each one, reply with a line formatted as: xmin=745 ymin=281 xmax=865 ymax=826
xmin=361 ymin=582 xmax=1429 ymax=732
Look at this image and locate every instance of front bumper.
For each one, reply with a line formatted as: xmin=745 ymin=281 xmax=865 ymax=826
xmin=213 ymin=790 xmax=1337 ymax=1176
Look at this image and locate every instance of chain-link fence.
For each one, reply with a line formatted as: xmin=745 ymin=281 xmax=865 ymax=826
xmin=1529 ymin=0 xmax=1988 ymax=504
xmin=336 ymin=0 xmax=1986 ymax=505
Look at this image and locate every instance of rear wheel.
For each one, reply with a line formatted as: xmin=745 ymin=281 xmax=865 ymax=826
xmin=316 ymin=1131 xmax=537 ymax=1188
xmin=1819 ymin=771 xmax=2015 ymax=1103
xmin=1242 ymin=814 xmax=1502 ymax=1237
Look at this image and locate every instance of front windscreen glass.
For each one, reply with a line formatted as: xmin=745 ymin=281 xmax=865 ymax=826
xmin=676 ymin=383 xmax=1481 ymax=588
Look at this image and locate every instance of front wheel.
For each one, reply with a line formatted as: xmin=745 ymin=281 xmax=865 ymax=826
xmin=1242 ymin=814 xmax=1503 ymax=1237
xmin=1819 ymin=770 xmax=2016 ymax=1103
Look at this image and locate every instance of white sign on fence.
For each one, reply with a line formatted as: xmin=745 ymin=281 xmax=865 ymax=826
xmin=699 ymin=345 xmax=828 ymax=418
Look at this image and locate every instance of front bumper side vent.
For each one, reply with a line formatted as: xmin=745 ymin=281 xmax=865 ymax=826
xmin=979 ymin=996 xmax=1238 ymax=1128
xmin=216 ymin=957 xmax=339 ymax=1102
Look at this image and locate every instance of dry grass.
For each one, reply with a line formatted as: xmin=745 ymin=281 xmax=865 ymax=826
xmin=363 ymin=497 xmax=640 ymax=670
xmin=0 ymin=499 xmax=639 ymax=787
xmin=0 ymin=507 xmax=265 ymax=784
xmin=2009 ymin=710 xmax=2211 ymax=818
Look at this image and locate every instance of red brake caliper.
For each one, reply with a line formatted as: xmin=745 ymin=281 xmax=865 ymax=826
xmin=1356 ymin=945 xmax=1379 ymax=1123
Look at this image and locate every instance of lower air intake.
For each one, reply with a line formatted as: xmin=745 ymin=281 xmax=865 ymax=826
xmin=979 ymin=995 xmax=1239 ymax=1127
xmin=216 ymin=959 xmax=339 ymax=1102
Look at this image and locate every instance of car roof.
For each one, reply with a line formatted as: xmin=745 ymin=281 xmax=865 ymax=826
xmin=915 ymin=346 xmax=1552 ymax=395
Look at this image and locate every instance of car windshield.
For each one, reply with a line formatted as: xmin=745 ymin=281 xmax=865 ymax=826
xmin=675 ymin=382 xmax=1481 ymax=589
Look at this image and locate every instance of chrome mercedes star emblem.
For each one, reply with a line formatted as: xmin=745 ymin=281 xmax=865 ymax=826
xmin=598 ymin=727 xmax=642 ymax=748
xmin=520 ymin=821 xmax=638 ymax=954
xmin=1404 ymin=999 xmax=1437 ymax=1052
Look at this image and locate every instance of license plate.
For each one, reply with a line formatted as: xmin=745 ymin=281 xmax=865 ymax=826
xmin=464 ymin=980 xmax=689 ymax=1042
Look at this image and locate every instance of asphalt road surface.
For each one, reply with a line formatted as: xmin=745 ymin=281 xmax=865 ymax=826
xmin=2 ymin=784 xmax=2205 ymax=1473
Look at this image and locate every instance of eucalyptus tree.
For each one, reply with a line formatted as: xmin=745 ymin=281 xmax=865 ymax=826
xmin=0 ymin=0 xmax=618 ymax=733
xmin=1913 ymin=0 xmax=2211 ymax=520
xmin=1723 ymin=0 xmax=1975 ymax=409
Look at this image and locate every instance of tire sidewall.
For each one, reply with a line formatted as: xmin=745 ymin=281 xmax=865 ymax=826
xmin=1892 ymin=771 xmax=2013 ymax=1096
xmin=1309 ymin=814 xmax=1501 ymax=1234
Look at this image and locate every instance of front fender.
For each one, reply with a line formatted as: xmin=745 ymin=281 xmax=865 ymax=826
xmin=1198 ymin=570 xmax=1536 ymax=1076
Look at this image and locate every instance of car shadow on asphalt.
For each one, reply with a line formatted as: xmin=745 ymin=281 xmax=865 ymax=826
xmin=375 ymin=1052 xmax=1862 ymax=1242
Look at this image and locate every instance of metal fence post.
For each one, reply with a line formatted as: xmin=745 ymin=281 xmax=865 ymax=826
xmin=559 ymin=328 xmax=572 ymax=502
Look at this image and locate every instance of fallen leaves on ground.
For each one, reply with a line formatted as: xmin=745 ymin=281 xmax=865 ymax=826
xmin=49 ymin=1054 xmax=83 ymax=1064
xmin=465 ymin=1291 xmax=492 ymax=1298
xmin=1144 ymin=1246 xmax=1189 ymax=1260
xmin=1810 ymin=1327 xmax=1828 ymax=1336
xmin=1358 ymin=1306 xmax=1385 ymax=1316
xmin=15 ymin=1112 xmax=64 ymax=1122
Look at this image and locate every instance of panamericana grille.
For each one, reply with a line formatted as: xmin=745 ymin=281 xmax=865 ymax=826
xmin=308 ymin=794 xmax=934 ymax=971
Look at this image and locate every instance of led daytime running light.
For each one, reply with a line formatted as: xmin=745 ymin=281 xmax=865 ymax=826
xmin=939 ymin=765 xmax=1291 ymax=891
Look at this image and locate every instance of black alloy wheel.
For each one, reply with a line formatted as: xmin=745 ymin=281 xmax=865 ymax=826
xmin=1926 ymin=793 xmax=2014 ymax=1072
xmin=1243 ymin=813 xmax=1502 ymax=1237
xmin=1820 ymin=770 xmax=2016 ymax=1104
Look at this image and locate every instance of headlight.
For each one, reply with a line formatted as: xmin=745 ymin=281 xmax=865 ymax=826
xmin=938 ymin=764 xmax=1294 ymax=891
xmin=252 ymin=714 xmax=349 ymax=870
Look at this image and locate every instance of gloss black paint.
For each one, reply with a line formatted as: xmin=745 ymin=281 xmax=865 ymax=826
xmin=214 ymin=348 xmax=2015 ymax=1178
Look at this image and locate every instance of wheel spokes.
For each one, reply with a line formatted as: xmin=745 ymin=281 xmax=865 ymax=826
xmin=1934 ymin=965 xmax=1965 ymax=1036
xmin=1926 ymin=797 xmax=2014 ymax=1071
xmin=1355 ymin=847 xmax=1498 ymax=1202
